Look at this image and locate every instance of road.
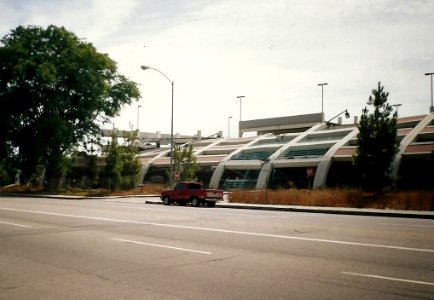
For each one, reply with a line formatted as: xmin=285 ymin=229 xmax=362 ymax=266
xmin=0 ymin=196 xmax=433 ymax=299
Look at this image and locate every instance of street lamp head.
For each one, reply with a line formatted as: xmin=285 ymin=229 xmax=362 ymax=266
xmin=425 ymin=72 xmax=434 ymax=76
xmin=318 ymin=83 xmax=328 ymax=86
xmin=140 ymin=65 xmax=172 ymax=83
xmin=326 ymin=109 xmax=350 ymax=126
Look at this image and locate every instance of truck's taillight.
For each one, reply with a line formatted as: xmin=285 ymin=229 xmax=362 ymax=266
xmin=207 ymin=191 xmax=223 ymax=198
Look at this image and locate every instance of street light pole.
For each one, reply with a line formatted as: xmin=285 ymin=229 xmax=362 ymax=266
xmin=392 ymin=104 xmax=402 ymax=116
xmin=228 ymin=116 xmax=232 ymax=137
xmin=425 ymin=72 xmax=434 ymax=113
xmin=236 ymin=96 xmax=245 ymax=137
xmin=318 ymin=83 xmax=328 ymax=121
xmin=141 ymin=65 xmax=175 ymax=187
xmin=137 ymin=104 xmax=142 ymax=131
xmin=326 ymin=109 xmax=350 ymax=127
xmin=237 ymin=96 xmax=245 ymax=121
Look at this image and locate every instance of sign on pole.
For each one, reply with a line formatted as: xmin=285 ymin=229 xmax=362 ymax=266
xmin=306 ymin=168 xmax=315 ymax=177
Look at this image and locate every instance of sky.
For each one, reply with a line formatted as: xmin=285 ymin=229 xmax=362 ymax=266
xmin=1 ymin=0 xmax=434 ymax=137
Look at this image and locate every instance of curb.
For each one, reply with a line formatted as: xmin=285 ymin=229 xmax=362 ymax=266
xmin=0 ymin=193 xmax=158 ymax=200
xmin=216 ymin=203 xmax=434 ymax=220
xmin=1 ymin=193 xmax=433 ymax=220
xmin=145 ymin=199 xmax=434 ymax=220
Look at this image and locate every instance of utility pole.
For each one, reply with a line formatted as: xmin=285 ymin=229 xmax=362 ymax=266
xmin=392 ymin=104 xmax=402 ymax=116
xmin=425 ymin=73 xmax=434 ymax=113
xmin=318 ymin=83 xmax=328 ymax=121
xmin=137 ymin=104 xmax=142 ymax=131
xmin=236 ymin=96 xmax=245 ymax=137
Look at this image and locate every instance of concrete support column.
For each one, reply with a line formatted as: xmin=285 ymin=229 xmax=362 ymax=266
xmin=136 ymin=149 xmax=171 ymax=186
xmin=209 ymin=135 xmax=269 ymax=189
xmin=256 ymin=123 xmax=325 ymax=189
xmin=256 ymin=161 xmax=273 ymax=189
xmin=208 ymin=164 xmax=226 ymax=189
xmin=390 ymin=113 xmax=434 ymax=180
xmin=313 ymin=128 xmax=359 ymax=188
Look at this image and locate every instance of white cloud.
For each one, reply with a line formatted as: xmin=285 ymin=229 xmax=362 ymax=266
xmin=1 ymin=0 xmax=434 ymax=136
xmin=0 ymin=0 xmax=140 ymax=42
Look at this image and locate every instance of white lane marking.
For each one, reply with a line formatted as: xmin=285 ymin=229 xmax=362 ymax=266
xmin=1 ymin=207 xmax=433 ymax=253
xmin=342 ymin=272 xmax=434 ymax=286
xmin=377 ymin=223 xmax=434 ymax=229
xmin=112 ymin=238 xmax=211 ymax=255
xmin=0 ymin=220 xmax=32 ymax=228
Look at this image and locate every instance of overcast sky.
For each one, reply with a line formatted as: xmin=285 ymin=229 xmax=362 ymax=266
xmin=1 ymin=0 xmax=434 ymax=137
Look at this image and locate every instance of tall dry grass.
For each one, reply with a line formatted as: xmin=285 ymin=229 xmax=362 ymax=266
xmin=229 ymin=189 xmax=434 ymax=211
xmin=3 ymin=184 xmax=433 ymax=210
xmin=1 ymin=183 xmax=166 ymax=197
xmin=109 ymin=184 xmax=166 ymax=196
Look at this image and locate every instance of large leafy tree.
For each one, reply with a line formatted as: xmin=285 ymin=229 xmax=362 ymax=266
xmin=0 ymin=25 xmax=140 ymax=188
xmin=355 ymin=82 xmax=398 ymax=193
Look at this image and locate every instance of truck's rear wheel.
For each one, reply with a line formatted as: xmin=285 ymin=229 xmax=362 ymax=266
xmin=191 ymin=197 xmax=200 ymax=207
xmin=162 ymin=196 xmax=171 ymax=205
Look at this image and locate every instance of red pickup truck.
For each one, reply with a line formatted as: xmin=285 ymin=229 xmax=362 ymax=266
xmin=160 ymin=181 xmax=224 ymax=207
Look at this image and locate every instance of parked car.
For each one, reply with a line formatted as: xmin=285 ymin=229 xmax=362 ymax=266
xmin=160 ymin=181 xmax=224 ymax=207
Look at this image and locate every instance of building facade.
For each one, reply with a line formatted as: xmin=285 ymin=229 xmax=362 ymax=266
xmin=139 ymin=113 xmax=434 ymax=190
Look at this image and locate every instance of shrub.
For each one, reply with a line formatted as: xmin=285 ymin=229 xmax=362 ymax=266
xmin=229 ymin=189 xmax=434 ymax=210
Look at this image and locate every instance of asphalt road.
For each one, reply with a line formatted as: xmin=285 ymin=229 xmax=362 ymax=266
xmin=0 ymin=196 xmax=433 ymax=299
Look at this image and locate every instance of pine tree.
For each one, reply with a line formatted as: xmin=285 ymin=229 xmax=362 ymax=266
xmin=355 ymin=82 xmax=398 ymax=194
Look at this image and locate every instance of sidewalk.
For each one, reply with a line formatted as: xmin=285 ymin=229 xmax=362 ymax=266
xmin=2 ymin=193 xmax=434 ymax=220
xmin=141 ymin=196 xmax=434 ymax=220
xmin=217 ymin=202 xmax=434 ymax=219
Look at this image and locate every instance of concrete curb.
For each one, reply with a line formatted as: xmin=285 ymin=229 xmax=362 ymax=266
xmin=216 ymin=203 xmax=434 ymax=220
xmin=1 ymin=193 xmax=433 ymax=220
xmin=0 ymin=193 xmax=157 ymax=200
xmin=144 ymin=199 xmax=434 ymax=220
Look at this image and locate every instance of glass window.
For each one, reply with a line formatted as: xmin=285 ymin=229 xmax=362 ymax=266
xmin=174 ymin=183 xmax=184 ymax=190
xmin=187 ymin=183 xmax=201 ymax=190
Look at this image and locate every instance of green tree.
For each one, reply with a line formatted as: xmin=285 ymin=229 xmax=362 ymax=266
xmin=173 ymin=144 xmax=198 ymax=182
xmin=101 ymin=131 xmax=123 ymax=190
xmin=119 ymin=130 xmax=141 ymax=189
xmin=85 ymin=154 xmax=99 ymax=187
xmin=355 ymin=82 xmax=398 ymax=193
xmin=101 ymin=130 xmax=141 ymax=190
xmin=0 ymin=25 xmax=140 ymax=190
xmin=0 ymin=161 xmax=8 ymax=186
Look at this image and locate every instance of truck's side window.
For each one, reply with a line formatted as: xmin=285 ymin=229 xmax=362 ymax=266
xmin=187 ymin=183 xmax=201 ymax=190
xmin=174 ymin=183 xmax=184 ymax=190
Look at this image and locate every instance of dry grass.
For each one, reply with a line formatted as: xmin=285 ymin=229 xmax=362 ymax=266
xmin=229 ymin=189 xmax=434 ymax=211
xmin=0 ymin=184 xmax=166 ymax=197
xmin=2 ymin=184 xmax=433 ymax=210
xmin=108 ymin=184 xmax=166 ymax=196
xmin=0 ymin=184 xmax=44 ymax=193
